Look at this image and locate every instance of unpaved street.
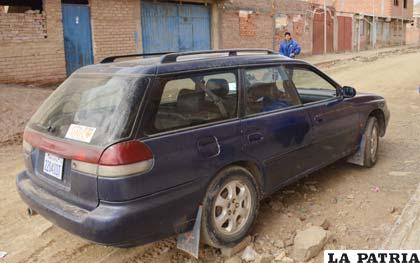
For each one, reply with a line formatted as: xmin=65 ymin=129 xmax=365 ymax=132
xmin=0 ymin=50 xmax=420 ymax=263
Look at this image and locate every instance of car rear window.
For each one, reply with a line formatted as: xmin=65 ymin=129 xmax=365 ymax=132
xmin=28 ymin=74 xmax=148 ymax=146
xmin=143 ymin=72 xmax=238 ymax=135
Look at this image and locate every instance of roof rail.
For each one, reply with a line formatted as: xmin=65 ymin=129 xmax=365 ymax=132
xmin=100 ymin=52 xmax=174 ymax=64
xmin=160 ymin=49 xmax=276 ymax=64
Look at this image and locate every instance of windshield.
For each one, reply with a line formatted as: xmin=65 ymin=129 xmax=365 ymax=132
xmin=28 ymin=74 xmax=148 ymax=146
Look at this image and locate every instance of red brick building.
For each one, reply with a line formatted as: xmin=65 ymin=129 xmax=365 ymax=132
xmin=0 ymin=0 xmax=413 ymax=84
xmin=308 ymin=0 xmax=414 ymax=51
xmin=406 ymin=3 xmax=420 ymax=44
xmin=0 ymin=0 xmax=326 ymax=84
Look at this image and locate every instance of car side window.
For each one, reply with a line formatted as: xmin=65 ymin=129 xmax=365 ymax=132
xmin=244 ymin=66 xmax=301 ymax=115
xmin=145 ymin=72 xmax=238 ymax=134
xmin=286 ymin=66 xmax=338 ymax=104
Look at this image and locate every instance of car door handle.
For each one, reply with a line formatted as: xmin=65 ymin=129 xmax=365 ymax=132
xmin=247 ymin=133 xmax=264 ymax=143
xmin=314 ymin=115 xmax=324 ymax=123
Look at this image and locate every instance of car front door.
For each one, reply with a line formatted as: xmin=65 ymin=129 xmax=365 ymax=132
xmin=240 ymin=65 xmax=313 ymax=193
xmin=285 ymin=64 xmax=360 ymax=166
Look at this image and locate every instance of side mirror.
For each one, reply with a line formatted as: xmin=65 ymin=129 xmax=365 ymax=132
xmin=342 ymin=86 xmax=357 ymax=98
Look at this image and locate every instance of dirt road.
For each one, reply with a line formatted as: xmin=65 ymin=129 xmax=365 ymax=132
xmin=0 ymin=50 xmax=420 ymax=263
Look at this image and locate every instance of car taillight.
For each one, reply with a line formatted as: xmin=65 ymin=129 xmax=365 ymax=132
xmin=24 ymin=128 xmax=153 ymax=178
xmin=72 ymin=140 xmax=154 ymax=177
xmin=99 ymin=140 xmax=153 ymax=165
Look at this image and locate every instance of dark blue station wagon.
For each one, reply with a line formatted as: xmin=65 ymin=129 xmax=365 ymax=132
xmin=17 ymin=50 xmax=390 ymax=248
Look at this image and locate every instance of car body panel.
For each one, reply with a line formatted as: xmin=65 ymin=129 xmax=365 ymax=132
xmin=241 ymin=107 xmax=312 ymax=193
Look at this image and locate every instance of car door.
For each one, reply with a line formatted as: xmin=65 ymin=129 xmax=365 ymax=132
xmin=240 ymin=65 xmax=313 ymax=193
xmin=285 ymin=64 xmax=360 ymax=165
xmin=134 ymin=70 xmax=242 ymax=198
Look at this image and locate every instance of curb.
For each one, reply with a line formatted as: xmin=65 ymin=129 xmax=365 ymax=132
xmin=382 ymin=183 xmax=420 ymax=249
xmin=310 ymin=45 xmax=420 ymax=67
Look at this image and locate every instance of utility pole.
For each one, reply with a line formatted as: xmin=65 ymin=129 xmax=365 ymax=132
xmin=401 ymin=0 xmax=404 ymax=46
xmin=372 ymin=0 xmax=376 ymax=49
xmin=324 ymin=0 xmax=327 ymax=54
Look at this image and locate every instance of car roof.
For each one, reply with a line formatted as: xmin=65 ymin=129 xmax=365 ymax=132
xmin=75 ymin=50 xmax=310 ymax=77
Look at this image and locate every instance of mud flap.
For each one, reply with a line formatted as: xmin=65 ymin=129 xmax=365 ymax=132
xmin=176 ymin=206 xmax=202 ymax=259
xmin=347 ymin=133 xmax=366 ymax=166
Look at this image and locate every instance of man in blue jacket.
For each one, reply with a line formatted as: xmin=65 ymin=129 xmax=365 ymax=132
xmin=279 ymin=32 xmax=301 ymax=58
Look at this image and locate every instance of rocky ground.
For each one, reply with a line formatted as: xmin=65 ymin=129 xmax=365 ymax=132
xmin=0 ymin=49 xmax=419 ymax=263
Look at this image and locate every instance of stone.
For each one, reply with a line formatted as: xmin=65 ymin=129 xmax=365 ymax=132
xmin=224 ymin=255 xmax=242 ymax=263
xmin=292 ymin=226 xmax=328 ymax=262
xmin=241 ymin=245 xmax=259 ymax=262
xmin=284 ymin=238 xmax=294 ymax=247
xmin=273 ymin=239 xmax=285 ymax=249
xmin=221 ymin=236 xmax=252 ymax=257
xmin=282 ymin=256 xmax=294 ymax=262
xmin=260 ymin=254 xmax=274 ymax=263
xmin=320 ymin=219 xmax=331 ymax=230
xmin=389 ymin=207 xmax=397 ymax=214
xmin=275 ymin=251 xmax=286 ymax=261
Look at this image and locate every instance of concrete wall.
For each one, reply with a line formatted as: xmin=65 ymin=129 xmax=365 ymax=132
xmin=0 ymin=0 xmax=66 ymax=84
xmin=406 ymin=17 xmax=420 ymax=44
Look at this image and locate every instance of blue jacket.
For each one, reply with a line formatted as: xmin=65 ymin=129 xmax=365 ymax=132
xmin=279 ymin=39 xmax=301 ymax=58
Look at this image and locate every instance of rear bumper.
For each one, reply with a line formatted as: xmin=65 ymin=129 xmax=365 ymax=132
xmin=16 ymin=170 xmax=204 ymax=247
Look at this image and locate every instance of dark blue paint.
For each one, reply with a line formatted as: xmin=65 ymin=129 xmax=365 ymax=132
xmin=241 ymin=108 xmax=312 ymax=191
xmin=16 ymin=54 xmax=390 ymax=247
xmin=141 ymin=2 xmax=210 ymax=53
xmin=62 ymin=4 xmax=93 ymax=75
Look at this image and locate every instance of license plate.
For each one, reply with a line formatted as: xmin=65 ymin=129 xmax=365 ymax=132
xmin=43 ymin=153 xmax=64 ymax=180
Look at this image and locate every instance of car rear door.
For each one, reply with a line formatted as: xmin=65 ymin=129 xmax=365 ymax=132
xmin=285 ymin=64 xmax=360 ymax=165
xmin=240 ymin=65 xmax=313 ymax=193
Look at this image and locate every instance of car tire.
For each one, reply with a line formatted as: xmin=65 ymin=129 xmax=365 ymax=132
xmin=200 ymin=166 xmax=259 ymax=248
xmin=363 ymin=117 xmax=380 ymax=168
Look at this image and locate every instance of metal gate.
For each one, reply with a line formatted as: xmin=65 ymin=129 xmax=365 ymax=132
xmin=62 ymin=4 xmax=93 ymax=75
xmin=337 ymin=16 xmax=352 ymax=52
xmin=312 ymin=11 xmax=334 ymax=54
xmin=141 ymin=1 xmax=211 ymax=53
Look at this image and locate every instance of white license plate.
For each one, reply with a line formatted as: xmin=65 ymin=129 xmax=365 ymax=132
xmin=43 ymin=153 xmax=64 ymax=180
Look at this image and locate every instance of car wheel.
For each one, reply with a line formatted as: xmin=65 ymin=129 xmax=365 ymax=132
xmin=363 ymin=117 xmax=380 ymax=168
xmin=201 ymin=166 xmax=259 ymax=248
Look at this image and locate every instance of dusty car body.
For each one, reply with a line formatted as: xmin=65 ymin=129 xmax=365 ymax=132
xmin=17 ymin=49 xmax=390 ymax=247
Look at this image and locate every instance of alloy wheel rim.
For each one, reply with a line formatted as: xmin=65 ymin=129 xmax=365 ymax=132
xmin=213 ymin=180 xmax=252 ymax=236
xmin=370 ymin=126 xmax=378 ymax=161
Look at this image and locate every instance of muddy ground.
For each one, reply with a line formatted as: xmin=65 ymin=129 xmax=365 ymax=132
xmin=0 ymin=50 xmax=419 ymax=263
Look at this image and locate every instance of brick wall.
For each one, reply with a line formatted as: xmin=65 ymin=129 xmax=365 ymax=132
xmin=0 ymin=12 xmax=47 ymax=42
xmin=89 ymin=0 xmax=141 ymax=63
xmin=218 ymin=0 xmax=314 ymax=55
xmin=0 ymin=0 xmax=66 ymax=84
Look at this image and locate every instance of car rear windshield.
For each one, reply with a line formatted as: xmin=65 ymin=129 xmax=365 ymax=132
xmin=28 ymin=74 xmax=148 ymax=147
